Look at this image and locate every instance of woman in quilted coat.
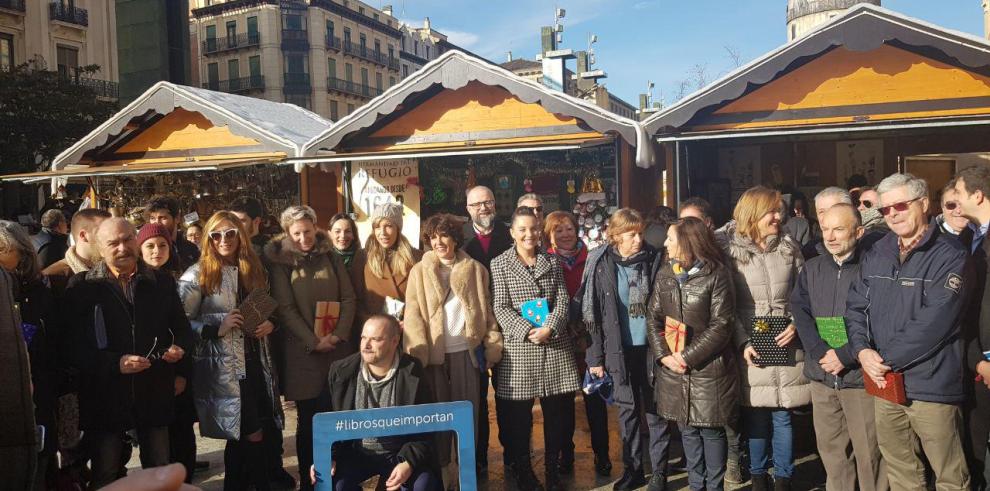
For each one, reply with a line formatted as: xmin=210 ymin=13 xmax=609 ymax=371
xmin=490 ymin=206 xmax=578 ymax=491
xmin=720 ymin=186 xmax=809 ymax=491
xmin=647 ymin=216 xmax=738 ymax=491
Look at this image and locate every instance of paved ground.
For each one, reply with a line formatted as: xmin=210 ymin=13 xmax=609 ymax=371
xmin=129 ymin=392 xmax=827 ymax=490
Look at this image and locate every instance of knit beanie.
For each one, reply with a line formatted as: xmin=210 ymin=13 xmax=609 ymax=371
xmin=370 ymin=202 xmax=404 ymax=230
xmin=137 ymin=223 xmax=173 ymax=248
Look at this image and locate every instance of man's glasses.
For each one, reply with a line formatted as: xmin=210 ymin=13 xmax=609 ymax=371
xmin=860 ymin=200 xmax=874 ymax=209
xmin=879 ymin=197 xmax=922 ymax=216
xmin=467 ymin=200 xmax=495 ymax=210
xmin=208 ymin=228 xmax=238 ymax=242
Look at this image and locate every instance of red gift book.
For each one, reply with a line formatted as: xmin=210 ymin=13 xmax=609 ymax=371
xmin=864 ymin=371 xmax=907 ymax=405
xmin=314 ymin=301 xmax=341 ymax=338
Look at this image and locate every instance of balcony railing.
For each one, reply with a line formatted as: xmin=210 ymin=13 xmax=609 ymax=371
xmin=49 ymin=2 xmax=88 ymax=27
xmin=280 ymin=29 xmax=309 ymax=51
xmin=202 ymin=32 xmax=260 ymax=55
xmin=0 ymin=0 xmax=26 ymax=13
xmin=342 ymin=41 xmax=392 ymax=68
xmin=326 ymin=35 xmax=341 ymax=52
xmin=283 ymin=72 xmax=312 ymax=94
xmin=388 ymin=56 xmax=399 ymax=71
xmin=58 ymin=75 xmax=118 ymax=99
xmin=202 ymin=76 xmax=265 ymax=93
xmin=327 ymin=77 xmax=382 ymax=99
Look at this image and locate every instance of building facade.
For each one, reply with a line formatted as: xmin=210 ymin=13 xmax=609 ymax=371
xmin=500 ymin=58 xmax=638 ymax=119
xmin=117 ymin=0 xmax=191 ymax=104
xmin=0 ymin=0 xmax=119 ymax=99
xmin=786 ymin=0 xmax=881 ymax=41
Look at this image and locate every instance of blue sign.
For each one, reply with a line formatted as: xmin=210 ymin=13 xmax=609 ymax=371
xmin=312 ymin=401 xmax=476 ymax=490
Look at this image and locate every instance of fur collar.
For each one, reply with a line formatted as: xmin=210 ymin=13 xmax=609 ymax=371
xmin=263 ymin=229 xmax=333 ymax=266
xmin=722 ymin=222 xmax=798 ymax=265
xmin=64 ymin=245 xmax=94 ymax=274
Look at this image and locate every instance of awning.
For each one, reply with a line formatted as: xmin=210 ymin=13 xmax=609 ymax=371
xmin=0 ymin=155 xmax=283 ymax=182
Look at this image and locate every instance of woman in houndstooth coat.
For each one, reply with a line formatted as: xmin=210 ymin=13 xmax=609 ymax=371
xmin=490 ymin=206 xmax=580 ymax=491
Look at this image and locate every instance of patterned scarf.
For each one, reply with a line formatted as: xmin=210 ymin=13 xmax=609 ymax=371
xmin=551 ymin=241 xmax=584 ymax=270
xmin=606 ymin=246 xmax=652 ymax=318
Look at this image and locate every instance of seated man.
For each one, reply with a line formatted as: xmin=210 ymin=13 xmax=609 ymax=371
xmin=317 ymin=314 xmax=441 ymax=491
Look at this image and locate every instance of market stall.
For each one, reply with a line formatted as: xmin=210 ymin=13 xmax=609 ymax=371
xmin=1 ymin=81 xmax=330 ymax=228
xmin=294 ymin=50 xmax=657 ymax=247
xmin=643 ymin=4 xmax=990 ymax=224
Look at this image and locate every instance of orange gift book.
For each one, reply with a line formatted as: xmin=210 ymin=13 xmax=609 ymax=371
xmin=314 ymin=301 xmax=341 ymax=338
xmin=664 ymin=317 xmax=688 ymax=353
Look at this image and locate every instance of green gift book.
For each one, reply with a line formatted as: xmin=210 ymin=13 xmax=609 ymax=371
xmin=815 ymin=317 xmax=848 ymax=349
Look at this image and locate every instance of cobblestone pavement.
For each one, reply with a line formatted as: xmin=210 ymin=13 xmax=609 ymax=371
xmin=129 ymin=393 xmax=827 ymax=490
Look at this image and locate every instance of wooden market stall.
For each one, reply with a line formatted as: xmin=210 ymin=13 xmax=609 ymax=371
xmin=1 ymin=81 xmax=331 ymax=227
xmin=294 ymin=50 xmax=657 ymax=248
xmin=643 ymin=3 xmax=990 ymax=225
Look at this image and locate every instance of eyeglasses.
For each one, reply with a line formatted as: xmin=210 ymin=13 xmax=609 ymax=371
xmin=143 ymin=329 xmax=175 ymax=361
xmin=860 ymin=200 xmax=874 ymax=209
xmin=879 ymin=197 xmax=922 ymax=216
xmin=467 ymin=200 xmax=495 ymax=210
xmin=522 ymin=205 xmax=544 ymax=214
xmin=208 ymin=228 xmax=238 ymax=242
xmin=944 ymin=201 xmax=959 ymax=211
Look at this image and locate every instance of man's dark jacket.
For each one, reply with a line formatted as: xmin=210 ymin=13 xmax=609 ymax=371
xmin=791 ymin=242 xmax=864 ymax=389
xmin=65 ymin=262 xmax=193 ymax=431
xmin=461 ymin=221 xmax=512 ymax=271
xmin=326 ymin=352 xmax=434 ymax=470
xmin=846 ymin=220 xmax=971 ymax=403
xmin=166 ymin=235 xmax=200 ymax=277
xmin=33 ymin=228 xmax=68 ymax=269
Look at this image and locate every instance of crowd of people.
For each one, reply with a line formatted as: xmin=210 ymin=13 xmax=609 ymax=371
xmin=3 ymin=167 xmax=990 ymax=491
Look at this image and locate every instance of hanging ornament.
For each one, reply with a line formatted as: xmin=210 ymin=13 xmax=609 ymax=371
xmin=523 ymin=178 xmax=533 ymax=193
xmin=497 ymin=175 xmax=510 ymax=190
xmin=581 ymin=170 xmax=604 ymax=194
xmin=566 ymin=178 xmax=576 ymax=194
xmin=466 ymin=164 xmax=477 ymax=189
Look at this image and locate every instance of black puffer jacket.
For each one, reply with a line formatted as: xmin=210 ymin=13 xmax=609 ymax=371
xmin=646 ymin=261 xmax=738 ymax=427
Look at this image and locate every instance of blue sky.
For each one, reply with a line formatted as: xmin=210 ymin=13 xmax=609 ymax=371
xmin=384 ymin=0 xmax=985 ymax=108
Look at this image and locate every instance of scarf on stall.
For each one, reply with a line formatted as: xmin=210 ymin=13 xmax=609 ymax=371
xmin=671 ymin=259 xmax=703 ymax=285
xmin=333 ymin=244 xmax=357 ymax=268
xmin=606 ymin=246 xmax=652 ymax=318
xmin=550 ymin=241 xmax=584 ymax=270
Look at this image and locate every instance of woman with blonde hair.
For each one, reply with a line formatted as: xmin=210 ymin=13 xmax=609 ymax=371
xmin=580 ymin=208 xmax=670 ymax=490
xmin=720 ymin=186 xmax=808 ymax=491
xmin=265 ymin=205 xmax=356 ymax=491
xmin=403 ymin=213 xmax=503 ymax=485
xmin=354 ymin=202 xmax=422 ymax=321
xmin=179 ymin=211 xmax=282 ymax=491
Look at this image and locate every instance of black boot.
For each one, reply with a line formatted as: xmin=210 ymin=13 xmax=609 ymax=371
xmin=751 ymin=473 xmax=771 ymax=491
xmin=222 ymin=441 xmax=246 ymax=491
xmin=647 ymin=472 xmax=667 ymax=491
xmin=558 ymin=449 xmax=574 ymax=475
xmin=245 ymin=440 xmax=272 ymax=491
xmin=508 ymin=460 xmax=544 ymax=491
xmin=613 ymin=467 xmax=646 ymax=490
xmin=545 ymin=456 xmax=564 ymax=491
xmin=594 ymin=452 xmax=613 ymax=477
xmin=773 ymin=476 xmax=791 ymax=491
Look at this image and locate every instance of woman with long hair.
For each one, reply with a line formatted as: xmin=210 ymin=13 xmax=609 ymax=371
xmin=353 ymin=203 xmax=421 ymax=321
xmin=491 ymin=206 xmax=578 ymax=491
xmin=403 ymin=213 xmax=503 ymax=486
xmin=647 ymin=217 xmax=738 ymax=491
xmin=580 ymin=208 xmax=671 ymax=491
xmin=544 ymin=211 xmax=611 ymax=477
xmin=178 ymin=211 xmax=282 ymax=491
xmin=720 ymin=186 xmax=809 ymax=491
xmin=264 ymin=205 xmax=356 ymax=491
xmin=0 ymin=220 xmax=56 ymax=490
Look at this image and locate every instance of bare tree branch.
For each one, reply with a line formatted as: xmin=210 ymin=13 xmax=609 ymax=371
xmin=724 ymin=45 xmax=742 ymax=68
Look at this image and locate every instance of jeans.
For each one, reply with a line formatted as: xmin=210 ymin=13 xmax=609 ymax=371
xmin=90 ymin=426 xmax=170 ymax=489
xmin=333 ymin=453 xmax=442 ymax=491
xmin=614 ymin=346 xmax=671 ymax=475
xmin=680 ymin=423 xmax=727 ymax=491
xmin=745 ymin=408 xmax=793 ymax=478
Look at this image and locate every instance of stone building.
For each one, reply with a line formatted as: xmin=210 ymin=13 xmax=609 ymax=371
xmin=0 ymin=0 xmax=119 ymax=100
xmin=500 ymin=57 xmax=638 ymax=119
xmin=787 ymin=0 xmax=881 ymax=41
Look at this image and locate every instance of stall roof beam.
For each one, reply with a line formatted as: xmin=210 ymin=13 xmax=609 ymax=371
xmin=1 ymin=155 xmax=282 ymax=182
xmin=656 ymin=117 xmax=990 ymax=142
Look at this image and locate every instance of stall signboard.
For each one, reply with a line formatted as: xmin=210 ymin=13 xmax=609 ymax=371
xmin=351 ymin=159 xmax=421 ymax=248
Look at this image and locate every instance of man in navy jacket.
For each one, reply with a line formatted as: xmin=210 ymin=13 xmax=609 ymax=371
xmin=846 ymin=173 xmax=971 ymax=489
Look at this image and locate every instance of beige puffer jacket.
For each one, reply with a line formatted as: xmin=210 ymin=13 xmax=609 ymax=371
xmin=721 ymin=224 xmax=811 ymax=409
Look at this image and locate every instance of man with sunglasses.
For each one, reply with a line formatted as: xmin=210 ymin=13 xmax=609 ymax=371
xmin=64 ymin=218 xmax=193 ymax=488
xmin=937 ymin=184 xmax=969 ymax=237
xmin=846 ymin=173 xmax=972 ymax=490
xmin=951 ymin=165 xmax=990 ymax=488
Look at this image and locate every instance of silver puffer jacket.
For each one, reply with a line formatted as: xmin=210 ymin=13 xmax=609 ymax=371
xmin=178 ymin=263 xmax=282 ymax=440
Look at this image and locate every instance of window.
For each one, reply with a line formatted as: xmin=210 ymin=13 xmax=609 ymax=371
xmin=400 ymin=37 xmax=405 ymax=51
xmin=330 ymin=100 xmax=338 ymax=121
xmin=425 ymin=46 xmax=430 ymax=59
xmin=328 ymin=58 xmax=336 ymax=77
xmin=414 ymin=40 xmax=418 ymax=55
xmin=228 ymin=58 xmax=239 ymax=81
xmin=360 ymin=67 xmax=368 ymax=88
xmin=205 ymin=24 xmax=217 ymax=51
xmin=359 ymin=33 xmax=367 ymax=54
xmin=374 ymin=39 xmax=381 ymax=56
xmin=0 ymin=34 xmax=12 ymax=71
xmin=389 ymin=76 xmax=395 ymax=87
xmin=344 ymin=63 xmax=352 ymax=82
xmin=359 ymin=7 xmax=364 ymax=15
xmin=343 ymin=28 xmax=351 ymax=46
xmin=286 ymin=54 xmax=306 ymax=73
xmin=373 ymin=13 xmax=379 ymax=21
xmin=388 ymin=45 xmax=394 ymax=60
xmin=347 ymin=103 xmax=355 ymax=114
xmin=56 ymin=45 xmax=79 ymax=79
xmin=247 ymin=16 xmax=258 ymax=42
xmin=226 ymin=20 xmax=236 ymax=40
xmin=249 ymin=55 xmax=261 ymax=84
xmin=375 ymin=72 xmax=382 ymax=91
xmin=285 ymin=94 xmax=311 ymax=109
xmin=326 ymin=20 xmax=334 ymax=41
xmin=284 ymin=14 xmax=303 ymax=30
xmin=207 ymin=62 xmax=219 ymax=89
xmin=402 ymin=64 xmax=408 ymax=78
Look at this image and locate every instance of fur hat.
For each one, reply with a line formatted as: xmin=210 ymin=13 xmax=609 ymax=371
xmin=370 ymin=202 xmax=404 ymax=230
